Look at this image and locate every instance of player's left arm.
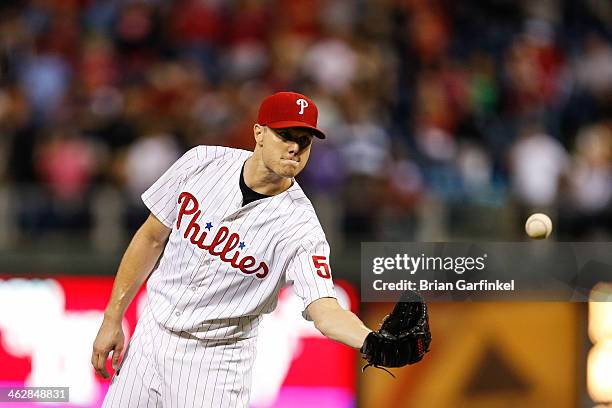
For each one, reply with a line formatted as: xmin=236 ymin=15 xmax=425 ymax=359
xmin=307 ymin=297 xmax=372 ymax=349
xmin=292 ymin=235 xmax=431 ymax=368
xmin=309 ymin=292 xmax=432 ymax=370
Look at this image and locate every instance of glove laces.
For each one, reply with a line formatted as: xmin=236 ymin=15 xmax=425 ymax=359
xmin=361 ymin=363 xmax=396 ymax=378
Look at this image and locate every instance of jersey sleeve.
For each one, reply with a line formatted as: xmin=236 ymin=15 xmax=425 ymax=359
xmin=286 ymin=235 xmax=337 ymax=320
xmin=141 ymin=146 xmax=201 ymax=228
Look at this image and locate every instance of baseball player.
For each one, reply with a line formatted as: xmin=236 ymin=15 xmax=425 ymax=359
xmin=92 ymin=91 xmax=431 ymax=407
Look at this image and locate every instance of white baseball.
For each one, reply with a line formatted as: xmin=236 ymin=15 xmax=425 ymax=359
xmin=525 ymin=213 xmax=553 ymax=239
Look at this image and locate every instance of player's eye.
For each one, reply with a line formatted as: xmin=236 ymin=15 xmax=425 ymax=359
xmin=298 ymin=136 xmax=312 ymax=148
xmin=276 ymin=130 xmax=312 ymax=149
xmin=276 ymin=130 xmax=289 ymax=140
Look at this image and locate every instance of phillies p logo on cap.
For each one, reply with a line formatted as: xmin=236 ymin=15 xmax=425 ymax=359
xmin=257 ymin=92 xmax=326 ymax=139
xmin=296 ymin=99 xmax=309 ymax=115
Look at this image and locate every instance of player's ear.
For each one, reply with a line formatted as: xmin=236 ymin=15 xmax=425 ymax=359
xmin=254 ymin=124 xmax=265 ymax=146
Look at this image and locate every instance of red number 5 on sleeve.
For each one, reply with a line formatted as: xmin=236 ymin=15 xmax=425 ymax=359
xmin=311 ymin=255 xmax=331 ymax=279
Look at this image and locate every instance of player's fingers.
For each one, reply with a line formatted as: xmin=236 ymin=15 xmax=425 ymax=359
xmin=93 ymin=351 xmax=103 ymax=377
xmin=99 ymin=352 xmax=110 ymax=378
xmin=91 ymin=350 xmax=100 ymax=374
xmin=94 ymin=350 xmax=110 ymax=378
xmin=111 ymin=345 xmax=123 ymax=370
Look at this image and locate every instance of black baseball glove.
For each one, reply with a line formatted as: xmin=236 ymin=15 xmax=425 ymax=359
xmin=360 ymin=290 xmax=431 ymax=374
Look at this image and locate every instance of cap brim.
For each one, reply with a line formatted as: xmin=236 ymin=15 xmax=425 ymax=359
xmin=266 ymin=121 xmax=326 ymax=139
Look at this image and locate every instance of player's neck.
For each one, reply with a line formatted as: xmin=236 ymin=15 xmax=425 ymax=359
xmin=243 ymin=157 xmax=293 ymax=196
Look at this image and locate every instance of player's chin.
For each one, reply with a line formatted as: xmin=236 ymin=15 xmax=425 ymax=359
xmin=276 ymin=162 xmax=302 ymax=178
xmin=277 ymin=167 xmax=299 ymax=178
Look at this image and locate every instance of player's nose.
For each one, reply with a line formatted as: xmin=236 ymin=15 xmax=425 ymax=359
xmin=286 ymin=140 xmax=300 ymax=154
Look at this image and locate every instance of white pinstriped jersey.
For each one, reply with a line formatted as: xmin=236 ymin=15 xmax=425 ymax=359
xmin=141 ymin=145 xmax=336 ymax=339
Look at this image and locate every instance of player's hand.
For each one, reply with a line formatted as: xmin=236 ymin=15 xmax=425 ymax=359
xmin=91 ymin=316 xmax=125 ymax=379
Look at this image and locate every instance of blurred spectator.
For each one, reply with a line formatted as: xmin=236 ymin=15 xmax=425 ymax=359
xmin=574 ymin=33 xmax=612 ymax=98
xmin=503 ymin=23 xmax=565 ymax=117
xmin=124 ymin=132 xmax=180 ymax=202
xmin=3 ymin=87 xmax=37 ymax=183
xmin=568 ymin=124 xmax=612 ymax=213
xmin=510 ymin=124 xmax=569 ymax=208
xmin=18 ymin=52 xmax=69 ymax=120
xmin=302 ymin=34 xmax=357 ymax=93
xmin=167 ymin=0 xmax=223 ymax=81
xmin=456 ymin=142 xmax=493 ymax=191
xmin=35 ymin=126 xmax=96 ymax=201
xmin=560 ymin=123 xmax=612 ymax=238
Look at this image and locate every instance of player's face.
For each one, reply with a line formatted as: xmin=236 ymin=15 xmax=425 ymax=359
xmin=260 ymin=126 xmax=313 ymax=178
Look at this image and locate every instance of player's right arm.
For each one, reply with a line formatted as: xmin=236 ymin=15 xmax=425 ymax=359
xmin=91 ymin=213 xmax=171 ymax=378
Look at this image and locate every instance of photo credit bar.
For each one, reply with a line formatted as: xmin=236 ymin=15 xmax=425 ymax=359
xmin=361 ymin=242 xmax=612 ymax=302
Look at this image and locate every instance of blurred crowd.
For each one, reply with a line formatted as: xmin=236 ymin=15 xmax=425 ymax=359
xmin=0 ymin=0 xmax=611 ymax=242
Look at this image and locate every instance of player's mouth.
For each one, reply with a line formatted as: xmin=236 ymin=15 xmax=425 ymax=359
xmin=281 ymin=158 xmax=299 ymax=166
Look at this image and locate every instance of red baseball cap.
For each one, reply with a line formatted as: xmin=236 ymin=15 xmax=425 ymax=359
xmin=257 ymin=92 xmax=326 ymax=139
